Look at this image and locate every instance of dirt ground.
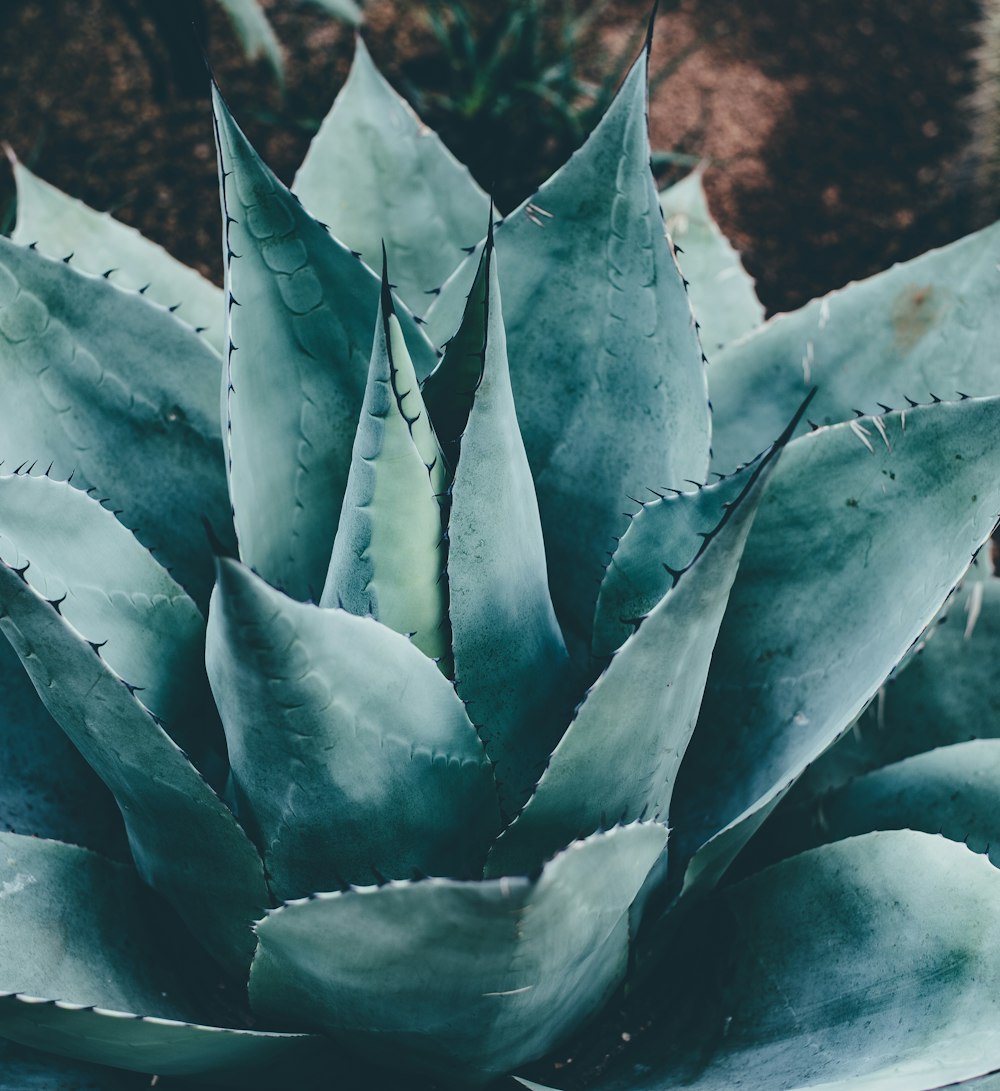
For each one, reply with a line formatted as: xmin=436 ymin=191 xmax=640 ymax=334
xmin=0 ymin=0 xmax=994 ymax=314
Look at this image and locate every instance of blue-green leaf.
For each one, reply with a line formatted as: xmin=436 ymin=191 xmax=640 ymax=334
xmin=709 ymin=220 xmax=1000 ymax=471
xmin=207 ymin=559 xmax=500 ymax=899
xmin=425 ymin=49 xmax=709 ymax=651
xmin=521 ymin=832 xmax=1000 ymax=1091
xmin=440 ymin=239 xmax=572 ymax=818
xmin=292 ymin=38 xmax=489 ymax=312
xmin=668 ymin=397 xmax=1000 ymax=904
xmin=0 ymin=237 xmax=230 ymax=606
xmin=249 ymin=823 xmax=667 ymax=1085
xmin=0 ymin=1039 xmax=140 ymax=1090
xmin=211 ymin=83 xmax=438 ymax=601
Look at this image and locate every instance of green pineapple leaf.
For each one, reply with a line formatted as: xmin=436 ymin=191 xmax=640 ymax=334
xmin=292 ymin=37 xmax=489 ymax=312
xmin=668 ymin=396 xmax=1000 ymax=905
xmin=709 ymin=220 xmax=1000 ymax=471
xmin=321 ymin=264 xmax=450 ymax=668
xmin=0 ymin=237 xmax=230 ymax=606
xmin=9 ymin=154 xmax=225 ymax=352
xmin=659 ymin=167 xmax=763 ymax=352
xmin=521 ymin=832 xmax=1000 ymax=1091
xmin=207 ymin=559 xmax=500 ymax=900
xmin=249 ymin=823 xmax=667 ymax=1084
xmin=438 ymin=234 xmax=573 ymax=818
xmin=425 ymin=48 xmax=710 ymax=653
xmin=211 ymin=83 xmax=438 ymax=602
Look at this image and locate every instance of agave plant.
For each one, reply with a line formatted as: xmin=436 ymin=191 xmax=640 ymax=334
xmin=3 ymin=12 xmax=1000 ymax=1091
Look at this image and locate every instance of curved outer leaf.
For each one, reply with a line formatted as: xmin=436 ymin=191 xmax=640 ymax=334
xmin=486 ymin=425 xmax=784 ymax=879
xmin=0 ymin=237 xmax=230 ymax=606
xmin=249 ymin=823 xmax=667 ymax=1085
xmin=292 ymin=38 xmax=489 ymax=312
xmin=0 ymin=560 xmax=270 ymax=977
xmin=520 ymin=832 xmax=1000 ymax=1091
xmin=10 ymin=156 xmax=225 ymax=352
xmin=659 ymin=167 xmax=763 ymax=352
xmin=709 ymin=220 xmax=1000 ymax=472
xmin=0 ymin=636 xmax=125 ymax=855
xmin=442 ymin=240 xmax=573 ymax=818
xmin=0 ymin=471 xmax=212 ymax=756
xmin=211 ymin=84 xmax=438 ymax=602
xmin=668 ymin=397 xmax=1000 ymax=903
xmin=321 ymin=277 xmax=449 ymax=667
xmin=797 ymin=575 xmax=1000 ymax=799
xmin=0 ymin=834 xmax=328 ymax=1083
xmin=0 ymin=1038 xmax=141 ymax=1090
xmin=207 ymin=559 xmax=500 ymax=899
xmin=215 ymin=0 xmax=284 ymax=83
xmin=425 ymin=49 xmax=710 ymax=651
xmin=745 ymin=740 xmax=1000 ymax=872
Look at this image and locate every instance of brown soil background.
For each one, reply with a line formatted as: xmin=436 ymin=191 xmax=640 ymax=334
xmin=1 ymin=0 xmax=995 ymax=316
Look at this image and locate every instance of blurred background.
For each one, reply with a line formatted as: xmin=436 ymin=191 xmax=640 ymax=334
xmin=0 ymin=0 xmax=997 ymax=315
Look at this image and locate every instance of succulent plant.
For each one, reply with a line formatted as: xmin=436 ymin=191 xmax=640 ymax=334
xmin=2 ymin=12 xmax=1000 ymax=1091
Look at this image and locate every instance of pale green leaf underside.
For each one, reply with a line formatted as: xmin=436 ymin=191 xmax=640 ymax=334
xmin=0 ymin=472 xmax=207 ymax=739
xmin=215 ymin=0 xmax=284 ymax=82
xmin=669 ymin=397 xmax=1000 ymax=902
xmin=797 ymin=574 xmax=1000 ymax=799
xmin=249 ymin=824 xmax=667 ymax=1085
xmin=292 ymin=38 xmax=489 ymax=312
xmin=426 ymin=52 xmax=710 ymax=652
xmin=709 ymin=220 xmax=1000 ymax=471
xmin=0 ymin=562 xmax=269 ymax=977
xmin=322 ymin=300 xmax=449 ymax=667
xmin=0 ymin=236 xmax=230 ymax=606
xmin=659 ymin=168 xmax=763 ymax=352
xmin=10 ymin=158 xmax=225 ymax=352
xmin=487 ymin=435 xmax=779 ymax=879
xmin=0 ymin=637 xmax=124 ymax=855
xmin=0 ymin=1039 xmax=140 ymax=1090
xmin=212 ymin=84 xmax=438 ymax=601
xmin=207 ymin=560 xmax=499 ymax=899
xmin=444 ymin=245 xmax=572 ymax=818
xmin=521 ymin=832 xmax=1000 ymax=1091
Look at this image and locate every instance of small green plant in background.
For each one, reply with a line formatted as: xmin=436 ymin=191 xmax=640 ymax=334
xmin=2 ymin=9 xmax=1000 ymax=1091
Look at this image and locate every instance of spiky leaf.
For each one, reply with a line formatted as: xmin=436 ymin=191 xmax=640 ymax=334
xmin=211 ymin=84 xmax=438 ymax=601
xmin=709 ymin=220 xmax=1000 ymax=470
xmin=439 ymin=240 xmax=572 ymax=818
xmin=659 ymin=167 xmax=763 ymax=351
xmin=425 ymin=50 xmax=709 ymax=651
xmin=207 ymin=559 xmax=500 ymax=899
xmin=216 ymin=0 xmax=284 ymax=83
xmin=292 ymin=39 xmax=489 ymax=311
xmin=522 ymin=832 xmax=1000 ymax=1091
xmin=249 ymin=824 xmax=667 ymax=1085
xmin=10 ymin=156 xmax=225 ymax=352
xmin=668 ymin=397 xmax=1000 ymax=903
xmin=321 ymin=274 xmax=449 ymax=666
xmin=0 ymin=1039 xmax=139 ymax=1090
xmin=0 ymin=237 xmax=230 ymax=605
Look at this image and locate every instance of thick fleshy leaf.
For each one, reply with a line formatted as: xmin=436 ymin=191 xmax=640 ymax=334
xmin=441 ymin=239 xmax=572 ymax=817
xmin=0 ymin=471 xmax=214 ymax=759
xmin=321 ymin=273 xmax=449 ymax=666
xmin=10 ymin=156 xmax=225 ymax=352
xmin=796 ymin=573 xmax=1000 ymax=799
xmin=669 ymin=396 xmax=1000 ymax=903
xmin=519 ymin=833 xmax=1000 ymax=1091
xmin=207 ymin=559 xmax=499 ymax=899
xmin=211 ymin=84 xmax=438 ymax=601
xmin=659 ymin=168 xmax=763 ymax=352
xmin=0 ymin=236 xmax=230 ymax=606
xmin=0 ymin=833 xmax=328 ymax=1084
xmin=249 ymin=823 xmax=667 ymax=1085
xmin=745 ymin=740 xmax=1000 ymax=873
xmin=0 ymin=1039 xmax=140 ymax=1090
xmin=0 ymin=560 xmax=269 ymax=976
xmin=0 ymin=636 xmax=125 ymax=854
xmin=486 ymin=421 xmax=786 ymax=879
xmin=709 ymin=220 xmax=1000 ymax=471
xmin=292 ymin=38 xmax=489 ymax=311
xmin=425 ymin=49 xmax=710 ymax=651
xmin=216 ymin=0 xmax=284 ymax=82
